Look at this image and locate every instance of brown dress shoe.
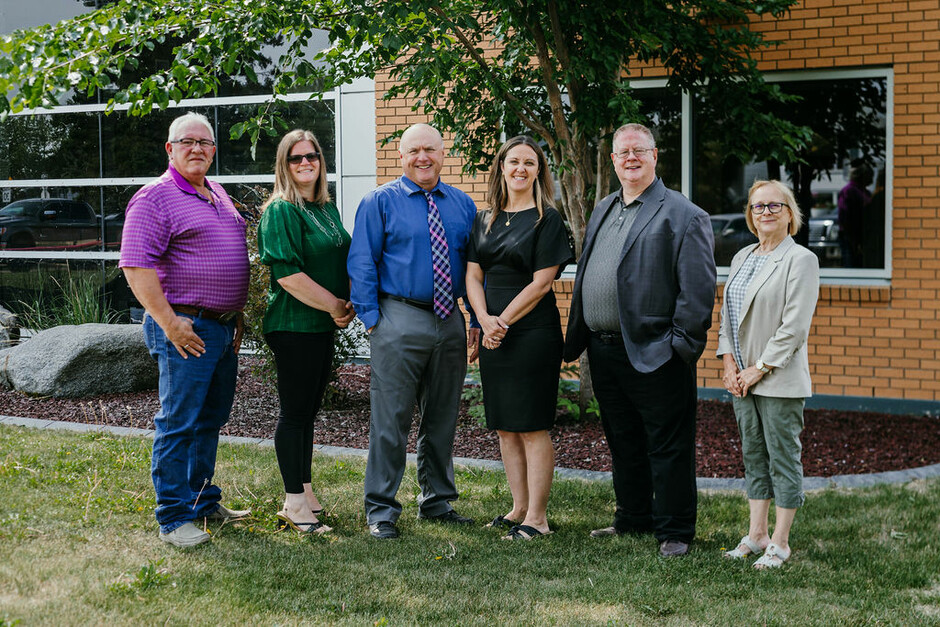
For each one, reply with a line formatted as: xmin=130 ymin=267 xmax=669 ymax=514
xmin=590 ymin=526 xmax=622 ymax=538
xmin=659 ymin=540 xmax=690 ymax=557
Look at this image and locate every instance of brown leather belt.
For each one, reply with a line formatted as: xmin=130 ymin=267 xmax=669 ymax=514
xmin=171 ymin=304 xmax=241 ymax=323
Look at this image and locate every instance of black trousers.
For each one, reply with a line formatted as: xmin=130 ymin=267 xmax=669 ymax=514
xmin=588 ymin=333 xmax=698 ymax=543
xmin=265 ymin=330 xmax=334 ymax=494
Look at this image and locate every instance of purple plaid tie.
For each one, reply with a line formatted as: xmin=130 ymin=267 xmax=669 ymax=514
xmin=424 ymin=191 xmax=455 ymax=319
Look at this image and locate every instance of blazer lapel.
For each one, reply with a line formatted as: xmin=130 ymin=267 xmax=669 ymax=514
xmin=740 ymin=236 xmax=795 ymax=318
xmin=619 ymin=178 xmax=666 ymax=263
xmin=727 ymin=243 xmax=758 ymax=287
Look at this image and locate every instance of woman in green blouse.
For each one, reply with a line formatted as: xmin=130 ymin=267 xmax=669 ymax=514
xmin=258 ymin=129 xmax=354 ymax=534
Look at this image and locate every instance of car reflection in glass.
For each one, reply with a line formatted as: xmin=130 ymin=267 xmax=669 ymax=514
xmin=808 ymin=210 xmax=841 ymax=267
xmin=0 ymin=198 xmax=122 ymax=251
xmin=710 ymin=213 xmax=758 ymax=267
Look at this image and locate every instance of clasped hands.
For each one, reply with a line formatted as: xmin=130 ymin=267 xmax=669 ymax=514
xmin=331 ymin=300 xmax=356 ymax=329
xmin=722 ymin=362 xmax=767 ymax=398
xmin=480 ymin=314 xmax=509 ymax=351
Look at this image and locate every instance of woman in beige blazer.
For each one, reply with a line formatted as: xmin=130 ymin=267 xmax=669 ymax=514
xmin=717 ymin=179 xmax=819 ymax=569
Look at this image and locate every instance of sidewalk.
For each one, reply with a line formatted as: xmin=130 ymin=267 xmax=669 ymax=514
xmin=3 ymin=414 xmax=939 ymax=490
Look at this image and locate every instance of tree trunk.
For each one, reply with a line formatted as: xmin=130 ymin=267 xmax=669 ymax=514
xmin=578 ymin=352 xmax=595 ymax=417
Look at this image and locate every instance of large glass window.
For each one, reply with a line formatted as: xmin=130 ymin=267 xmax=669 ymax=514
xmin=217 ymin=100 xmax=336 ymax=175
xmin=101 ymin=108 xmax=209 ymax=178
xmin=691 ymin=72 xmax=889 ymax=271
xmin=0 ymin=2 xmax=364 ymax=327
xmin=0 ymin=113 xmax=101 ymax=180
xmin=636 ymin=87 xmax=682 ymax=194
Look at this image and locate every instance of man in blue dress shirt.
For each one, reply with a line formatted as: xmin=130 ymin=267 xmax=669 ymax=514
xmin=348 ymin=123 xmax=480 ymax=539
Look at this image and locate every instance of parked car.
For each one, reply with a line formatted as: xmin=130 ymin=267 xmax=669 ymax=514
xmin=0 ymin=198 xmax=122 ymax=251
xmin=808 ymin=210 xmax=842 ymax=266
xmin=710 ymin=213 xmax=757 ymax=266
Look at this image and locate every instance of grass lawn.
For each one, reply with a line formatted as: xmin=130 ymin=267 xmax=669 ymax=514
xmin=1 ymin=424 xmax=938 ymax=626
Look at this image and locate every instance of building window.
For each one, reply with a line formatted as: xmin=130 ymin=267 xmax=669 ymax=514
xmin=0 ymin=5 xmax=373 ymax=325
xmin=690 ymin=69 xmax=890 ymax=275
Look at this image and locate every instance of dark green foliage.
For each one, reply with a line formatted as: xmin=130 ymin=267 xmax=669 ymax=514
xmin=0 ymin=0 xmax=808 ymax=256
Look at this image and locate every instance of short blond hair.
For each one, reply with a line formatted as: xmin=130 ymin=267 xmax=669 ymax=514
xmin=744 ymin=179 xmax=802 ymax=236
xmin=612 ymin=123 xmax=656 ymax=148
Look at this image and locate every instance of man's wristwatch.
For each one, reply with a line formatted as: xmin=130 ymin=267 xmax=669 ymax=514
xmin=755 ymin=359 xmax=772 ymax=374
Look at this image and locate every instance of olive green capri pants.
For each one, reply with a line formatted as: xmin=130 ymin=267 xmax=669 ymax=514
xmin=731 ymin=394 xmax=806 ymax=509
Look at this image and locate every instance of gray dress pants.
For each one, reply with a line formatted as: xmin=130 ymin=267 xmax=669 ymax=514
xmin=364 ymin=297 xmax=467 ymax=524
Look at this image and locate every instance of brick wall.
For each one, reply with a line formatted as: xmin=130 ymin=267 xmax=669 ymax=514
xmin=372 ymin=0 xmax=940 ymax=402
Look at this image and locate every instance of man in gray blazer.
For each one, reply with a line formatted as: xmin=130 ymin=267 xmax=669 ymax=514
xmin=564 ymin=123 xmax=716 ymax=557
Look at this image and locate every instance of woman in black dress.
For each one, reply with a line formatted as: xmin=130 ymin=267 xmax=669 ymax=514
xmin=466 ymin=135 xmax=573 ymax=540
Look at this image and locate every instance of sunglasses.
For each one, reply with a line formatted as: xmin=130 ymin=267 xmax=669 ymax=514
xmin=287 ymin=152 xmax=320 ymax=164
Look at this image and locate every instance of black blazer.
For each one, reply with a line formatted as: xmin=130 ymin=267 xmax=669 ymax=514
xmin=564 ymin=178 xmax=717 ymax=373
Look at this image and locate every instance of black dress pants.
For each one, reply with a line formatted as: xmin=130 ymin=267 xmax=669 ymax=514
xmin=588 ymin=333 xmax=698 ymax=543
xmin=265 ymin=330 xmax=334 ymax=494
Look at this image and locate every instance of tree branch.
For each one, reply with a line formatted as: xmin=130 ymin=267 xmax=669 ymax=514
xmin=426 ymin=3 xmax=553 ymax=143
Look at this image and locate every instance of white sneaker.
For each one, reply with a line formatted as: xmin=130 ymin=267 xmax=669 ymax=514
xmin=160 ymin=522 xmax=211 ymax=547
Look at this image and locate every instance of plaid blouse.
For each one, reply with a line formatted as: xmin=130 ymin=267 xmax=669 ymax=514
xmin=725 ymin=251 xmax=768 ymax=368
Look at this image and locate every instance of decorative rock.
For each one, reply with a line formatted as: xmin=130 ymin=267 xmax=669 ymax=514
xmin=0 ymin=323 xmax=157 ymax=397
xmin=0 ymin=305 xmax=18 ymax=348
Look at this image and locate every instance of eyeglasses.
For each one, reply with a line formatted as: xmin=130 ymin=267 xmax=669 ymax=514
xmin=170 ymin=138 xmax=216 ymax=149
xmin=287 ymin=152 xmax=320 ymax=164
xmin=613 ymin=147 xmax=654 ymax=159
xmin=750 ymin=202 xmax=789 ymax=215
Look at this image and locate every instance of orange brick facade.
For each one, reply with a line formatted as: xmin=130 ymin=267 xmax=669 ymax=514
xmin=372 ymin=0 xmax=940 ymax=403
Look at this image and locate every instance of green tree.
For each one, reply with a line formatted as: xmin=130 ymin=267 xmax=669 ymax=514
xmin=0 ymin=0 xmax=813 ymax=407
xmin=0 ymin=0 xmax=812 ymax=254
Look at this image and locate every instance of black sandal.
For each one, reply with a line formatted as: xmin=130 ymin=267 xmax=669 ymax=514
xmin=276 ymin=511 xmax=332 ymax=535
xmin=485 ymin=515 xmax=518 ymax=529
xmin=502 ymin=524 xmax=553 ymax=540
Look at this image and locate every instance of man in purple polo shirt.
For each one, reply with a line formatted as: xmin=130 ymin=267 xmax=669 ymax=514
xmin=120 ymin=112 xmax=251 ymax=548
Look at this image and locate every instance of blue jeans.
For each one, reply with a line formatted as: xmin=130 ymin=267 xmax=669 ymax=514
xmin=143 ymin=313 xmax=238 ymax=533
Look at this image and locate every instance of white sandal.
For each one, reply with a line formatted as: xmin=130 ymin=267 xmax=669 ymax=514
xmin=753 ymin=543 xmax=790 ymax=569
xmin=724 ymin=535 xmax=764 ymax=559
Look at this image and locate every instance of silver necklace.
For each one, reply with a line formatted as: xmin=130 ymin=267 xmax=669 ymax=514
xmin=301 ymin=202 xmax=344 ymax=247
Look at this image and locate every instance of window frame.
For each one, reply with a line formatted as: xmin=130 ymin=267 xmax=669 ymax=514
xmin=0 ymin=91 xmax=342 ymax=263
xmin=629 ymin=67 xmax=893 ymax=285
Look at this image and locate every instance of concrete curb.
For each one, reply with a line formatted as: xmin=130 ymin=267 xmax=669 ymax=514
xmin=3 ymin=414 xmax=939 ymax=491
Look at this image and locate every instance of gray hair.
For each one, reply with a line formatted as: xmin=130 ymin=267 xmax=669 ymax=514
xmin=167 ymin=112 xmax=215 ymax=143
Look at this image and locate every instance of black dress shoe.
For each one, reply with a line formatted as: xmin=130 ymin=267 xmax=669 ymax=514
xmin=418 ymin=510 xmax=474 ymax=525
xmin=370 ymin=521 xmax=400 ymax=539
xmin=659 ymin=540 xmax=690 ymax=557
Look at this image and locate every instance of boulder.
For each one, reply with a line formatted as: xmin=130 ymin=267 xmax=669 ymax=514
xmin=0 ymin=305 xmax=19 ymax=348
xmin=0 ymin=323 xmax=157 ymax=397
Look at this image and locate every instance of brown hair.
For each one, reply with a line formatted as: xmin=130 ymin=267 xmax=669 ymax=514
xmin=484 ymin=135 xmax=554 ymax=233
xmin=261 ymin=129 xmax=330 ymax=211
xmin=744 ymin=179 xmax=802 ymax=236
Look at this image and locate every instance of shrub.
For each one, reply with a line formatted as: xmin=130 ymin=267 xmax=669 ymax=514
xmin=15 ymin=266 xmax=120 ymax=330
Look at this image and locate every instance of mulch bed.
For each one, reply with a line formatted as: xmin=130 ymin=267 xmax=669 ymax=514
xmin=2 ymin=358 xmax=939 ymax=478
